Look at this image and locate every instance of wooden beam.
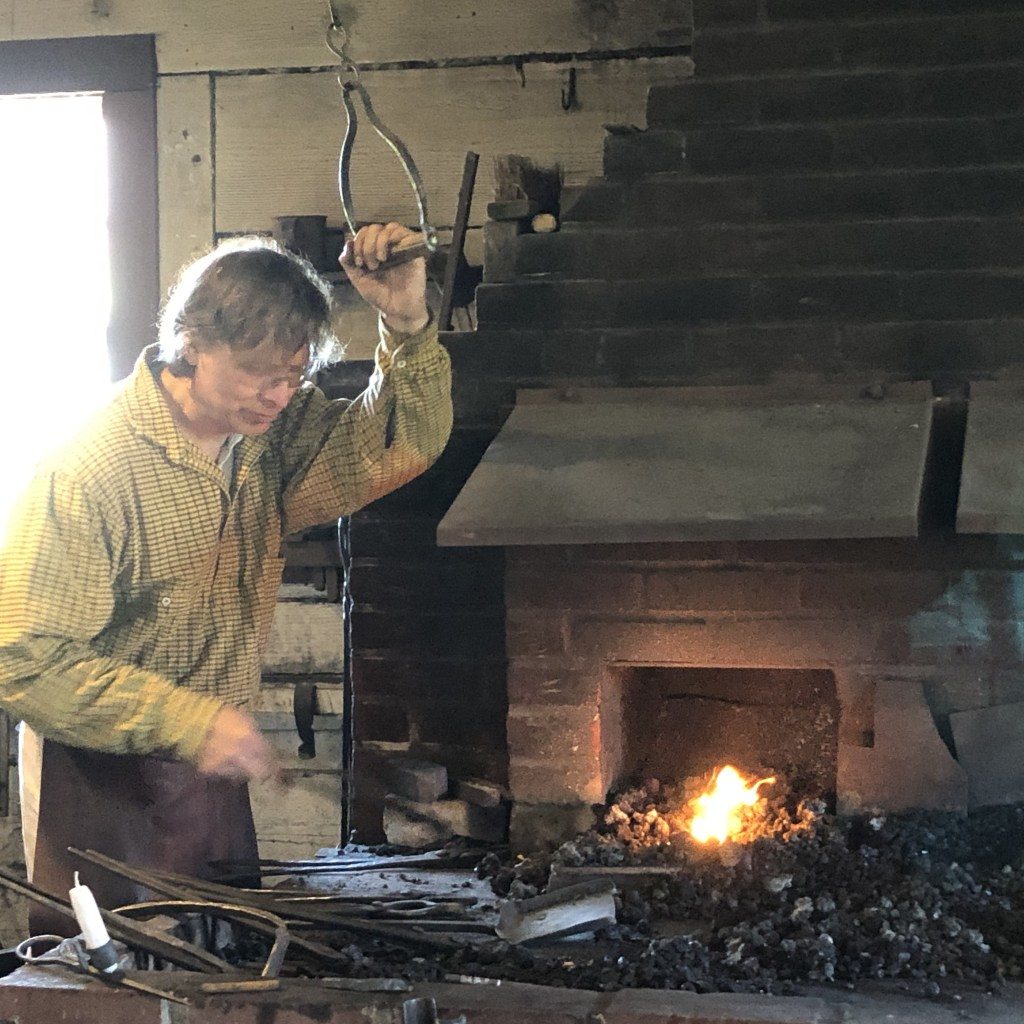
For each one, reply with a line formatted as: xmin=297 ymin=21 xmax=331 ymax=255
xmin=213 ymin=57 xmax=693 ymax=234
xmin=4 ymin=1 xmax=691 ymax=74
xmin=104 ymin=86 xmax=160 ymax=380
xmin=157 ymin=74 xmax=215 ymax=297
xmin=0 ymin=33 xmax=155 ymax=92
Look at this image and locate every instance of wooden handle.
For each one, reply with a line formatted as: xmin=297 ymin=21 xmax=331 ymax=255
xmin=370 ymin=234 xmax=432 ymax=270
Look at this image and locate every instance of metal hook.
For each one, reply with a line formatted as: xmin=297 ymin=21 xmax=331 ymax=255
xmin=561 ymin=67 xmax=578 ymax=111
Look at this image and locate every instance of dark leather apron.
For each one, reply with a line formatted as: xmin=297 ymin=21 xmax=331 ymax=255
xmin=29 ymin=739 xmax=259 ymax=936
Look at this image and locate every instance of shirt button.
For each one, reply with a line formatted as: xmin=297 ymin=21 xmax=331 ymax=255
xmin=160 ymin=596 xmax=172 ymax=608
xmin=397 ymin=359 xmax=407 ymax=369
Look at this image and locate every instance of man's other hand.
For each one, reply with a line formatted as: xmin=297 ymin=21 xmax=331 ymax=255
xmin=340 ymin=222 xmax=430 ymax=333
xmin=196 ymin=706 xmax=278 ymax=782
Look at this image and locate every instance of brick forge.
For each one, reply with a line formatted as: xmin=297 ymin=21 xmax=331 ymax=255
xmin=503 ymin=539 xmax=1024 ymax=850
xmin=333 ymin=0 xmax=1024 ymax=844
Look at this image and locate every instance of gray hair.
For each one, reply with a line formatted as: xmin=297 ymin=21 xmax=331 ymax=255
xmin=158 ymin=236 xmax=343 ymax=376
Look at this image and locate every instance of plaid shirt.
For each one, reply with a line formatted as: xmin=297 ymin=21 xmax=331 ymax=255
xmin=0 ymin=319 xmax=451 ymax=762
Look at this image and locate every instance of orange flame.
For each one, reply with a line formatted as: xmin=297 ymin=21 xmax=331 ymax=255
xmin=687 ymin=765 xmax=776 ymax=844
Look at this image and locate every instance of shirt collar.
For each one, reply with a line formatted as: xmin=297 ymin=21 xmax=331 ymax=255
xmin=122 ymin=345 xmax=270 ymax=481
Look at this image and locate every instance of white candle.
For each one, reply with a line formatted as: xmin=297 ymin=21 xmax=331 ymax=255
xmin=68 ymin=872 xmax=111 ymax=951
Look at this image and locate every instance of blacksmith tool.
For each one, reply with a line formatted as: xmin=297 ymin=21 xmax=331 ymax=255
xmin=200 ymin=978 xmax=282 ymax=994
xmin=113 ymin=899 xmax=291 ymax=979
xmin=13 ymin=934 xmax=190 ymax=1006
xmin=325 ymin=6 xmax=438 ymax=270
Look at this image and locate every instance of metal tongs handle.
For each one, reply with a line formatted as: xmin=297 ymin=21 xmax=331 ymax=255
xmin=329 ymin=22 xmax=438 ymax=269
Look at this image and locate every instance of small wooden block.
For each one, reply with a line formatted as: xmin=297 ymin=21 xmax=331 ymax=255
xmin=487 ymin=199 xmax=540 ymax=221
xmin=200 ymin=979 xmax=282 ymax=994
xmin=454 ymin=777 xmax=508 ymax=808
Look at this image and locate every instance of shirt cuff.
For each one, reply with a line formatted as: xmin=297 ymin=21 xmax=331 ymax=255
xmin=376 ymin=312 xmax=439 ymax=371
xmin=159 ymin=688 xmax=225 ymax=763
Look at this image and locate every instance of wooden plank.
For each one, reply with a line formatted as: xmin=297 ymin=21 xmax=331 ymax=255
xmin=157 ymin=74 xmax=214 ymax=297
xmin=5 ymin=1 xmax=690 ymax=74
xmin=265 ymin=603 xmax=344 ymax=672
xmin=251 ymin=768 xmax=342 ymax=857
xmin=213 ymin=57 xmax=694 ymax=234
xmin=257 ymin=682 xmax=344 ymax=715
xmin=0 ymin=34 xmax=154 ymax=92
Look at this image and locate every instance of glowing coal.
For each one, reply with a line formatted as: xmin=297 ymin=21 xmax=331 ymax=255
xmin=686 ymin=765 xmax=778 ymax=844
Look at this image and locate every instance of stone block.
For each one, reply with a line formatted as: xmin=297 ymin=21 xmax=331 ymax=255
xmin=693 ymin=0 xmax=758 ymax=27
xmin=454 ymin=777 xmax=509 ymax=808
xmin=570 ymin=616 xmax=885 ymax=670
xmin=686 ymin=124 xmax=833 ymax=175
xmin=769 ymin=0 xmax=1024 ymax=21
xmin=381 ymin=757 xmax=449 ymax=802
xmin=651 ymin=67 xmax=1024 ymax=130
xmin=694 ymin=16 xmax=1024 ymax=76
xmin=506 ymin=707 xmax=600 ymax=764
xmin=602 ymin=129 xmax=687 ymax=180
xmin=485 ymin=275 xmax=757 ymax=331
xmin=750 ymin=272 xmax=902 ymax=322
xmin=412 ymin=697 xmax=507 ymax=747
xmin=383 ymin=795 xmax=507 ymax=847
xmin=354 ymin=553 xmax=503 ymax=610
xmin=509 ymin=758 xmax=606 ymax=806
xmin=643 ymin=569 xmax=799 ymax=613
xmin=559 ymin=180 xmax=622 ymax=224
xmin=508 ymin=658 xmax=603 ymax=707
xmin=509 ymin=803 xmax=599 ymax=853
xmin=903 ymin=271 xmax=1024 ymax=321
xmin=838 ymin=678 xmax=968 ymax=814
xmin=506 ymin=566 xmax=643 ymax=612
xmin=355 ymin=700 xmax=410 ymax=743
xmin=951 ymin=701 xmax=1024 ymax=808
xmin=799 ymin=570 xmax=950 ymax=613
xmin=506 ymin=609 xmax=567 ymax=658
xmin=476 ymin=279 xmax=613 ymax=329
xmin=351 ymin=608 xmax=505 ymax=659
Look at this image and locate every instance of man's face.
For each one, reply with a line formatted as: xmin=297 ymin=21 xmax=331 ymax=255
xmin=188 ymin=341 xmax=311 ymax=436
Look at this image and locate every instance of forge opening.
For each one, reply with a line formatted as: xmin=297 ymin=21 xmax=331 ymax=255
xmin=609 ymin=667 xmax=840 ymax=804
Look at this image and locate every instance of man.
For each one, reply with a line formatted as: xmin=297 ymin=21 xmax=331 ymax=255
xmin=0 ymin=222 xmax=452 ymax=932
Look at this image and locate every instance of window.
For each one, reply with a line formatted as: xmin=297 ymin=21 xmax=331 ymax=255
xmin=0 ymin=35 xmax=157 ymax=533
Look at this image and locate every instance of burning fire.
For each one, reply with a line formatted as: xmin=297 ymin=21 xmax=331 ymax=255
xmin=687 ymin=765 xmax=777 ymax=844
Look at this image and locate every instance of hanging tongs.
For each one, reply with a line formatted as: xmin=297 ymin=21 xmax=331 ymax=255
xmin=326 ymin=11 xmax=439 ymax=271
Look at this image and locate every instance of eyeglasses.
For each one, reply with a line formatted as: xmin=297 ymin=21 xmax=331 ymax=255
xmin=239 ymin=366 xmax=312 ymax=393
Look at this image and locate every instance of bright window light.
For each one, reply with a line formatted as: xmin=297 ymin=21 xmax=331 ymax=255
xmin=0 ymin=93 xmax=113 ymax=538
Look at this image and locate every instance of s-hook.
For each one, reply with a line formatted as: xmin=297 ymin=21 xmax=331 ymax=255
xmin=325 ymin=5 xmax=439 ymax=269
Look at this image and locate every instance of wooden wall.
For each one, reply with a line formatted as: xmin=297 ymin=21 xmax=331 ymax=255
xmin=4 ymin=0 xmax=692 ymax=356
